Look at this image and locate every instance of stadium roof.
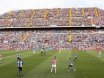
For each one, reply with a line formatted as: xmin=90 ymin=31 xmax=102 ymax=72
xmin=0 ymin=0 xmax=104 ymax=15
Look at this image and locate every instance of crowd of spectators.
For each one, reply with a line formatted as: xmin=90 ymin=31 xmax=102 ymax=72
xmin=0 ymin=8 xmax=104 ymax=27
xmin=0 ymin=29 xmax=104 ymax=50
xmin=72 ymin=8 xmax=82 ymax=17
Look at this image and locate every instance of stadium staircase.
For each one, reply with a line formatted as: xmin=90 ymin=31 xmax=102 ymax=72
xmin=95 ymin=8 xmax=99 ymax=17
xmin=69 ymin=19 xmax=72 ymax=26
xmin=22 ymin=31 xmax=30 ymax=42
xmin=27 ymin=10 xmax=36 ymax=26
xmin=6 ymin=11 xmax=12 ymax=19
xmin=69 ymin=9 xmax=72 ymax=26
xmin=90 ymin=18 xmax=94 ymax=26
xmin=43 ymin=10 xmax=51 ymax=26
xmin=5 ymin=32 xmax=9 ymax=35
xmin=69 ymin=30 xmax=72 ymax=42
xmin=7 ymin=20 xmax=12 ymax=27
xmin=31 ymin=10 xmax=36 ymax=19
xmin=44 ymin=10 xmax=51 ymax=26
xmin=56 ymin=9 xmax=60 ymax=18
xmin=18 ymin=10 xmax=24 ymax=20
xmin=7 ymin=11 xmax=12 ymax=27
xmin=69 ymin=9 xmax=72 ymax=18
xmin=82 ymin=8 xmax=85 ymax=17
xmin=44 ymin=10 xmax=48 ymax=19
xmin=27 ymin=21 xmax=31 ymax=27
xmin=92 ymin=30 xmax=95 ymax=34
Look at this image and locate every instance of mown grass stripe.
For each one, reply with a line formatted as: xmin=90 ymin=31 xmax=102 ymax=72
xmin=24 ymin=50 xmax=75 ymax=78
xmin=87 ymin=50 xmax=104 ymax=62
xmin=71 ymin=50 xmax=104 ymax=78
xmin=0 ymin=51 xmax=33 ymax=66
xmin=0 ymin=50 xmax=104 ymax=78
xmin=0 ymin=50 xmax=32 ymax=57
xmin=0 ymin=50 xmax=56 ymax=78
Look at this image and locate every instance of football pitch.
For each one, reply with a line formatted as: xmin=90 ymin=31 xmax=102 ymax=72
xmin=0 ymin=50 xmax=104 ymax=78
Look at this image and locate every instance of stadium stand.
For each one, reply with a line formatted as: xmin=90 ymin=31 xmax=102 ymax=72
xmin=0 ymin=7 xmax=104 ymax=27
xmin=0 ymin=7 xmax=104 ymax=50
xmin=0 ymin=29 xmax=104 ymax=50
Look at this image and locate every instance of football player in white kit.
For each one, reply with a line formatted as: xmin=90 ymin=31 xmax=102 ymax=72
xmin=98 ymin=50 xmax=102 ymax=57
xmin=51 ymin=56 xmax=57 ymax=73
xmin=0 ymin=54 xmax=2 ymax=64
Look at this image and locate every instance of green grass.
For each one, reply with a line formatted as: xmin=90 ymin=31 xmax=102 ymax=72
xmin=0 ymin=50 xmax=104 ymax=78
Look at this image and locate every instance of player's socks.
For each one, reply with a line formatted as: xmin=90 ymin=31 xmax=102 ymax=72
xmin=51 ymin=68 xmax=53 ymax=72
xmin=44 ymin=52 xmax=46 ymax=55
xmin=55 ymin=70 xmax=56 ymax=73
xmin=18 ymin=72 xmax=20 ymax=76
xmin=55 ymin=68 xmax=56 ymax=73
xmin=68 ymin=67 xmax=70 ymax=71
xmin=21 ymin=72 xmax=24 ymax=76
xmin=72 ymin=67 xmax=74 ymax=70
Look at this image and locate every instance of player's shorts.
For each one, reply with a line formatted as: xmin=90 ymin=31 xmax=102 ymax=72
xmin=0 ymin=58 xmax=2 ymax=60
xmin=99 ymin=53 xmax=101 ymax=55
xmin=18 ymin=67 xmax=22 ymax=71
xmin=75 ymin=57 xmax=77 ymax=59
xmin=69 ymin=64 xmax=73 ymax=67
xmin=52 ymin=64 xmax=56 ymax=67
xmin=17 ymin=57 xmax=20 ymax=60
xmin=41 ymin=51 xmax=43 ymax=53
xmin=33 ymin=51 xmax=35 ymax=53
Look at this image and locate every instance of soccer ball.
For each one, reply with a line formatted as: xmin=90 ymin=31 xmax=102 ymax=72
xmin=74 ymin=69 xmax=76 ymax=71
